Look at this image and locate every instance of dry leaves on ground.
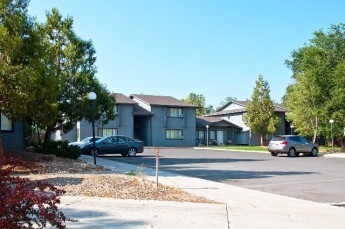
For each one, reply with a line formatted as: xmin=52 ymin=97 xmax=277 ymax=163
xmin=7 ymin=152 xmax=218 ymax=203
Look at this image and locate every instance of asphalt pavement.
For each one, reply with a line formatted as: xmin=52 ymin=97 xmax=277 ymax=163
xmin=57 ymin=153 xmax=345 ymax=229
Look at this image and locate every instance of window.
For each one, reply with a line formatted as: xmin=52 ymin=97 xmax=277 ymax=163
xmin=117 ymin=136 xmax=126 ymax=142
xmin=168 ymin=108 xmax=183 ymax=117
xmin=290 ymin=136 xmax=301 ymax=142
xmin=1 ymin=114 xmax=12 ymax=131
xmin=197 ymin=130 xmax=205 ymax=139
xmin=98 ymin=128 xmax=117 ymax=137
xmin=209 ymin=130 xmax=216 ymax=140
xmin=300 ymin=137 xmax=309 ymax=144
xmin=166 ymin=129 xmax=183 ymax=139
xmin=264 ymin=133 xmax=274 ymax=141
xmin=114 ymin=105 xmax=119 ymax=114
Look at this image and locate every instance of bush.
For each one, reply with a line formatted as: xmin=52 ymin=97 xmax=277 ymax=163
xmin=35 ymin=141 xmax=81 ymax=159
xmin=0 ymin=157 xmax=75 ymax=228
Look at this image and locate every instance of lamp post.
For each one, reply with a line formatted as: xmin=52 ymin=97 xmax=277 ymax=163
xmin=206 ymin=125 xmax=209 ymax=147
xmin=88 ymin=92 xmax=97 ymax=165
xmin=329 ymin=119 xmax=334 ymax=153
xmin=290 ymin=125 xmax=294 ymax=135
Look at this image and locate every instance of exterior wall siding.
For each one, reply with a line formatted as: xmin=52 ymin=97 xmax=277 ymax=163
xmin=102 ymin=104 xmax=134 ymax=137
xmin=211 ymin=111 xmax=285 ymax=146
xmin=55 ymin=104 xmax=135 ymax=143
xmin=150 ymin=106 xmax=196 ymax=147
xmin=226 ymin=113 xmax=249 ymax=131
xmin=2 ymin=121 xmax=25 ymax=151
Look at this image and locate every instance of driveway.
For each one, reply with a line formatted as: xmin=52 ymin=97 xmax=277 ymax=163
xmin=104 ymin=147 xmax=345 ymax=204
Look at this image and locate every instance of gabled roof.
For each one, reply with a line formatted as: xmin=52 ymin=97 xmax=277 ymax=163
xmin=130 ymin=94 xmax=197 ymax=108
xmin=111 ymin=93 xmax=137 ymax=104
xmin=204 ymin=108 xmax=247 ymax=117
xmin=214 ymin=100 xmax=286 ymax=114
xmin=132 ymin=104 xmax=153 ymax=116
xmin=217 ymin=100 xmax=248 ymax=111
xmin=196 ymin=116 xmax=242 ymax=129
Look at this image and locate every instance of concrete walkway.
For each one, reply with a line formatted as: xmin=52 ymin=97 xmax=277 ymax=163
xmin=58 ymin=154 xmax=345 ymax=229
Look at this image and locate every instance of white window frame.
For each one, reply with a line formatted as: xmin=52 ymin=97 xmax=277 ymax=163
xmin=1 ymin=114 xmax=13 ymax=131
xmin=114 ymin=105 xmax=119 ymax=115
xmin=98 ymin=128 xmax=117 ymax=137
xmin=168 ymin=108 xmax=183 ymax=118
xmin=209 ymin=130 xmax=216 ymax=140
xmin=197 ymin=130 xmax=205 ymax=140
xmin=166 ymin=129 xmax=183 ymax=140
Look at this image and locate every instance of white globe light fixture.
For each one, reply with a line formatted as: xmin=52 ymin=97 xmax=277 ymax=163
xmin=329 ymin=119 xmax=334 ymax=153
xmin=88 ymin=92 xmax=97 ymax=165
xmin=88 ymin=92 xmax=97 ymax=100
xmin=206 ymin=125 xmax=209 ymax=147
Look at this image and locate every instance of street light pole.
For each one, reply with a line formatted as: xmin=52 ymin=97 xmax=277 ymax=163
xmin=206 ymin=125 xmax=209 ymax=147
xmin=329 ymin=119 xmax=334 ymax=153
xmin=290 ymin=125 xmax=293 ymax=135
xmin=88 ymin=92 xmax=97 ymax=165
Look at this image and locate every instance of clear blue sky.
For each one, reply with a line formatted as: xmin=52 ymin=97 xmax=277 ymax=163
xmin=27 ymin=0 xmax=345 ymax=107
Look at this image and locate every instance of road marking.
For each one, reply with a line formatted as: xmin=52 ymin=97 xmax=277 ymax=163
xmin=242 ymin=178 xmax=345 ymax=188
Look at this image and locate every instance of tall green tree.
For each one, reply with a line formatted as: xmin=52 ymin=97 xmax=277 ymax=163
xmin=38 ymin=8 xmax=116 ymax=140
xmin=244 ymin=75 xmax=280 ymax=146
xmin=182 ymin=93 xmax=208 ymax=116
xmin=284 ymin=23 xmax=345 ymax=145
xmin=204 ymin=105 xmax=214 ymax=114
xmin=216 ymin=96 xmax=237 ymax=110
xmin=0 ymin=2 xmax=116 ymax=142
xmin=0 ymin=0 xmax=33 ymax=119
xmin=0 ymin=0 xmax=35 ymax=152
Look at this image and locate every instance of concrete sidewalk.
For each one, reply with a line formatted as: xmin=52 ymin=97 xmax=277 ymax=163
xmin=58 ymin=155 xmax=345 ymax=229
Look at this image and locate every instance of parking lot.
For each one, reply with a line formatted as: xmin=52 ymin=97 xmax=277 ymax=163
xmin=106 ymin=147 xmax=345 ymax=204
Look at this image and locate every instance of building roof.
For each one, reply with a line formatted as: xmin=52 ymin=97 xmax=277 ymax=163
xmin=216 ymin=100 xmax=248 ymax=111
xmin=132 ymin=104 xmax=153 ymax=116
xmin=130 ymin=94 xmax=197 ymax=108
xmin=213 ymin=100 xmax=286 ymax=115
xmin=196 ymin=116 xmax=242 ymax=129
xmin=204 ymin=108 xmax=247 ymax=117
xmin=111 ymin=93 xmax=137 ymax=104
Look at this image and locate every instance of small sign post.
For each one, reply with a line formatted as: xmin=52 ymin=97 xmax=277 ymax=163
xmin=156 ymin=147 xmax=159 ymax=187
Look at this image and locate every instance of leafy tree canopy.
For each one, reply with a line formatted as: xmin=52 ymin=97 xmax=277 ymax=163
xmin=244 ymin=75 xmax=280 ymax=146
xmin=283 ymin=23 xmax=345 ymax=143
xmin=0 ymin=1 xmax=116 ymax=141
xmin=216 ymin=96 xmax=237 ymax=111
xmin=182 ymin=93 xmax=213 ymax=116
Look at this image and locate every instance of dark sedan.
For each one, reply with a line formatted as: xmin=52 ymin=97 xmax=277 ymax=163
xmin=82 ymin=135 xmax=144 ymax=157
xmin=68 ymin=136 xmax=103 ymax=148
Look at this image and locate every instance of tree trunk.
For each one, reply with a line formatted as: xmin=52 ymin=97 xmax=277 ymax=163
xmin=44 ymin=125 xmax=54 ymax=141
xmin=339 ymin=136 xmax=344 ymax=152
xmin=260 ymin=134 xmax=263 ymax=146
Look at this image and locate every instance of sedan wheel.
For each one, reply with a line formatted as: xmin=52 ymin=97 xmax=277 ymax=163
xmin=311 ymin=148 xmax=318 ymax=157
xmin=128 ymin=148 xmax=137 ymax=157
xmin=288 ymin=148 xmax=296 ymax=157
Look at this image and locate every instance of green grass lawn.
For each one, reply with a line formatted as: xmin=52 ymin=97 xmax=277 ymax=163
xmin=203 ymin=145 xmax=343 ymax=154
